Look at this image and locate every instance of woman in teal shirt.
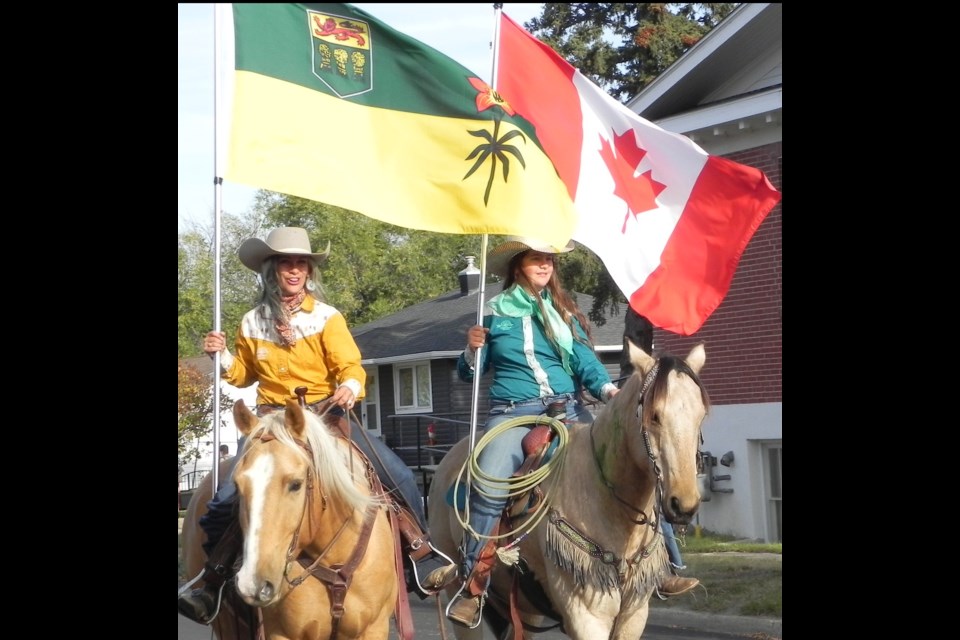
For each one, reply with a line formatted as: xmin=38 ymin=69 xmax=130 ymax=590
xmin=444 ymin=236 xmax=618 ymax=627
xmin=440 ymin=236 xmax=699 ymax=627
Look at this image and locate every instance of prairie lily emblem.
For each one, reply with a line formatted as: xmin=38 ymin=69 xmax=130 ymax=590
xmin=464 ymin=78 xmax=526 ymax=205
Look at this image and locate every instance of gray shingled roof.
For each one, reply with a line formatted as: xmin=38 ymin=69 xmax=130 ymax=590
xmin=352 ymin=282 xmax=626 ymax=362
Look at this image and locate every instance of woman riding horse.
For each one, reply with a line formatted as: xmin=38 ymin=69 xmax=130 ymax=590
xmin=428 ymin=236 xmax=699 ymax=628
xmin=178 ymin=226 xmax=453 ymax=624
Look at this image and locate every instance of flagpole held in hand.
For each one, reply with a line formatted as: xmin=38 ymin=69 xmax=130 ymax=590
xmin=465 ymin=2 xmax=506 ymax=488
xmin=467 ymin=233 xmax=489 ymax=461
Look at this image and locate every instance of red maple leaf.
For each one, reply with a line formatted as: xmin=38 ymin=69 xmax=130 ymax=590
xmin=598 ymin=129 xmax=667 ymax=233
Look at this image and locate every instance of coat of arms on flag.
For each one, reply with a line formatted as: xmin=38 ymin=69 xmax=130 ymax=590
xmin=308 ymin=9 xmax=372 ymax=97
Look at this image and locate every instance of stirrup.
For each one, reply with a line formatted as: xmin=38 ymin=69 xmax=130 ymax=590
xmin=445 ymin=581 xmax=485 ymax=629
xmin=411 ymin=543 xmax=458 ymax=596
xmin=178 ymin=569 xmax=227 ymax=624
xmin=178 ymin=569 xmax=206 ymax=596
xmin=178 ymin=581 xmax=226 ymax=624
xmin=207 ymin=582 xmax=226 ymax=622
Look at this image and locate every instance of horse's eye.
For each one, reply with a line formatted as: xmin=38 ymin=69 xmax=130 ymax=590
xmin=290 ymin=480 xmax=303 ymax=492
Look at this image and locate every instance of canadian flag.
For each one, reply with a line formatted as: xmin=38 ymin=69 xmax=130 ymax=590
xmin=496 ymin=13 xmax=781 ymax=335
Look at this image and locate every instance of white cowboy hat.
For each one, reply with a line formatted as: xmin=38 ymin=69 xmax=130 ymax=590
xmin=485 ymin=236 xmax=575 ymax=279
xmin=238 ymin=227 xmax=331 ymax=272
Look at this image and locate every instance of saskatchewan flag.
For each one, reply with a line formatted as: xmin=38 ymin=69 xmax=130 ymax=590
xmin=225 ymin=3 xmax=577 ymax=248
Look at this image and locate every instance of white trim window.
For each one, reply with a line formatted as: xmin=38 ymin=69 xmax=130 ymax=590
xmin=394 ymin=361 xmax=433 ymax=414
xmin=361 ymin=367 xmax=381 ymax=437
xmin=762 ymin=441 xmax=782 ymax=543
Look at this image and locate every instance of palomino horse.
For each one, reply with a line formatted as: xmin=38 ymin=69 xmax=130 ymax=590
xmin=181 ymin=399 xmax=398 ymax=640
xmin=428 ymin=341 xmax=709 ymax=640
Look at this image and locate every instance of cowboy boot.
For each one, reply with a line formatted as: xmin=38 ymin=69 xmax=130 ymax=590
xmin=418 ymin=552 xmax=459 ymax=594
xmin=657 ymin=573 xmax=700 ymax=598
xmin=178 ymin=520 xmax=242 ymax=624
xmin=446 ymin=538 xmax=499 ymax=628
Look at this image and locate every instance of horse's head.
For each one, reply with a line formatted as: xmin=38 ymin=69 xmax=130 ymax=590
xmin=229 ymin=399 xmax=378 ymax=607
xmin=613 ymin=341 xmax=709 ymax=525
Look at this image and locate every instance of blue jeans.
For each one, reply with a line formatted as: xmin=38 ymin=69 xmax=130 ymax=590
xmin=661 ymin=520 xmax=685 ymax=569
xmin=198 ymin=436 xmax=244 ymax=555
xmin=348 ymin=416 xmax=427 ymax=530
xmin=462 ymin=393 xmax=594 ymax=574
xmin=200 ymin=407 xmax=426 ymax=553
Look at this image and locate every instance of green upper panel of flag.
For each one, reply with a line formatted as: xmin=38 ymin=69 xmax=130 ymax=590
xmin=226 ymin=3 xmax=577 ymax=248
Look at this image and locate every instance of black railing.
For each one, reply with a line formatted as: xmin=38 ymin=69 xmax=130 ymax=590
xmin=385 ymin=413 xmax=482 ymax=519
xmin=178 ymin=469 xmax=209 ymax=492
xmin=384 ymin=413 xmax=477 ymax=469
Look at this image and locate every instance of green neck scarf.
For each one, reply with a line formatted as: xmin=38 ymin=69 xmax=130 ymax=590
xmin=488 ymin=284 xmax=574 ymax=374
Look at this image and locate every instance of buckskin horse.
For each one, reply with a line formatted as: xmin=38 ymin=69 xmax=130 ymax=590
xmin=181 ymin=399 xmax=399 ymax=640
xmin=428 ymin=341 xmax=709 ymax=639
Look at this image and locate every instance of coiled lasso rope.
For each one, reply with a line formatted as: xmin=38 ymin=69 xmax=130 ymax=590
xmin=453 ymin=414 xmax=570 ymax=544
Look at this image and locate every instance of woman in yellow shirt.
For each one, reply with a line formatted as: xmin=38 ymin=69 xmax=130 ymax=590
xmin=178 ymin=227 xmax=448 ymax=623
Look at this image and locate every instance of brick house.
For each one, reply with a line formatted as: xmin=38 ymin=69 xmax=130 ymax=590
xmin=624 ymin=2 xmax=782 ymax=543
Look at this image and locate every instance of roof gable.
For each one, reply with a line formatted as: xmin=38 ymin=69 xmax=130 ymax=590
xmin=626 ymin=3 xmax=782 ymax=156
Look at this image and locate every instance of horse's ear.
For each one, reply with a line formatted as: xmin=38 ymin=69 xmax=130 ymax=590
xmin=686 ymin=343 xmax=706 ymax=375
xmin=626 ymin=338 xmax=656 ymax=375
xmin=284 ymin=398 xmax=307 ymax=438
xmin=234 ymin=400 xmax=258 ymax=436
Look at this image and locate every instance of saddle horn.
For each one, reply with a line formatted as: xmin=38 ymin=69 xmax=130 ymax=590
xmin=294 ymin=386 xmax=308 ymax=408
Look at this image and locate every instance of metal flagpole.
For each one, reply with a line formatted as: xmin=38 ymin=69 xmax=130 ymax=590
xmin=466 ymin=235 xmax=488 ymax=455
xmin=466 ymin=2 xmax=506 ymax=470
xmin=209 ymin=2 xmax=226 ymax=493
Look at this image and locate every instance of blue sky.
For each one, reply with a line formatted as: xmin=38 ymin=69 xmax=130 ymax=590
xmin=177 ymin=3 xmax=545 ymax=233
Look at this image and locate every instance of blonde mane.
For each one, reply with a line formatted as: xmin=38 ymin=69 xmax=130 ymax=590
xmin=242 ymin=408 xmax=380 ymax=513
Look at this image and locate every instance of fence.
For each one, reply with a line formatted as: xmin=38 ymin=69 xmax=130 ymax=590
xmin=384 ymin=413 xmax=476 ymax=468
xmin=384 ymin=413 xmax=481 ymax=517
xmin=178 ymin=469 xmax=210 ymax=493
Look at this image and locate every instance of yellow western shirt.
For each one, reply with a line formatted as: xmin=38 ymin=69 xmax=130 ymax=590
xmin=220 ymin=295 xmax=365 ymax=406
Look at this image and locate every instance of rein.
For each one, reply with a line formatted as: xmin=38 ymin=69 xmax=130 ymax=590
xmin=543 ymin=361 xmax=666 ymax=594
xmin=257 ymin=428 xmax=380 ymax=640
xmin=293 ymin=503 xmax=378 ymax=640
xmin=589 ymin=360 xmax=662 ymax=526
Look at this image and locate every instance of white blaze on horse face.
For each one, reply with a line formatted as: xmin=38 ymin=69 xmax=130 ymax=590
xmin=235 ymin=452 xmax=275 ymax=595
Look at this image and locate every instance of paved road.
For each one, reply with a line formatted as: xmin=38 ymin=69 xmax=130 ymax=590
xmin=177 ymin=556 xmax=780 ymax=639
xmin=179 ymin=525 xmax=779 ymax=639
xmin=178 ymin=593 xmax=774 ymax=639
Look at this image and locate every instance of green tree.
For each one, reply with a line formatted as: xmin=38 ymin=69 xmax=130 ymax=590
xmin=178 ymin=212 xmax=262 ymax=357
xmin=178 ymin=360 xmax=233 ymax=469
xmin=525 ymin=3 xmax=736 ymax=102
xmin=259 ymin=195 xmax=492 ymax=326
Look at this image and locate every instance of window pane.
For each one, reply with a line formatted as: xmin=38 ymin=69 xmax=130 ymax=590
xmin=768 ymin=447 xmax=781 ymax=498
xmin=399 ymin=368 xmax=413 ymax=406
xmin=416 ymin=364 xmax=430 ymax=407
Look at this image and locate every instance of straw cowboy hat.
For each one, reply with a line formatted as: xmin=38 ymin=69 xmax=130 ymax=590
xmin=238 ymin=227 xmax=331 ymax=272
xmin=485 ymin=235 xmax=575 ymax=279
